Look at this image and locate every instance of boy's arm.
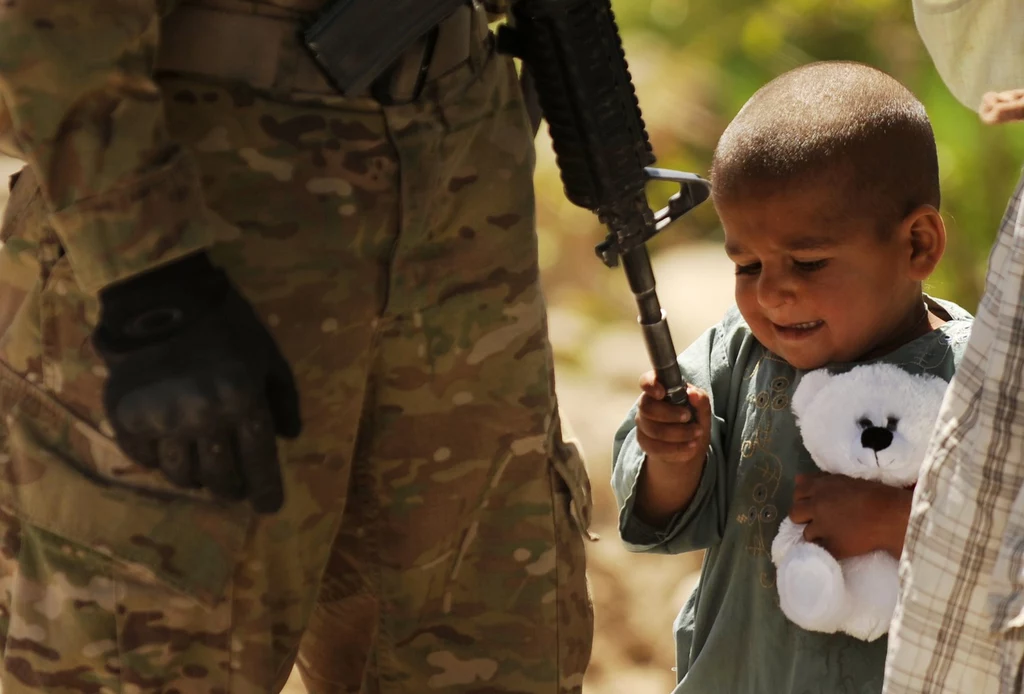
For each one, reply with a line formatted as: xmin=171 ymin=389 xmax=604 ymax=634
xmin=0 ymin=0 xmax=218 ymax=294
xmin=612 ymin=420 xmax=721 ymax=554
xmin=880 ymin=487 xmax=914 ymax=559
xmin=612 ymin=315 xmax=746 ymax=554
xmin=634 ymin=445 xmax=706 ymax=528
xmin=789 ymin=473 xmax=914 ymax=560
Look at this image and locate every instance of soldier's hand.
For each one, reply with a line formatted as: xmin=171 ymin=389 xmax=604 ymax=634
xmin=92 ymin=253 xmax=301 ymax=513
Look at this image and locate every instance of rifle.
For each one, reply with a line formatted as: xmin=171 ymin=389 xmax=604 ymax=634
xmin=497 ymin=0 xmax=711 ymax=414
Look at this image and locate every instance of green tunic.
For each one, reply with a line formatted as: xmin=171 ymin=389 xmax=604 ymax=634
xmin=611 ymin=297 xmax=973 ymax=694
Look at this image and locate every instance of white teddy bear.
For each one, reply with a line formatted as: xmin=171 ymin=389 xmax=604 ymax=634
xmin=770 ymin=363 xmax=949 ymax=642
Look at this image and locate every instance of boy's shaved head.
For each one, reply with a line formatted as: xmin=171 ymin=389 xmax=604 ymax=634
xmin=710 ymin=61 xmax=940 ymax=226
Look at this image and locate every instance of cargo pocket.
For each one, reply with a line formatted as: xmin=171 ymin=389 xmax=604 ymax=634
xmin=0 ymin=165 xmax=251 ymax=609
xmin=549 ymin=411 xmax=597 ymax=542
xmin=547 ymin=411 xmax=595 ymax=690
xmin=0 ymin=365 xmax=250 ymax=607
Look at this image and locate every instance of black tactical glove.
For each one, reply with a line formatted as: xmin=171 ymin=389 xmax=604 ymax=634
xmin=92 ymin=252 xmax=301 ymax=513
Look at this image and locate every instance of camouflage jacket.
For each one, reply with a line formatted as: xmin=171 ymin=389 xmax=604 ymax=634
xmin=0 ymin=0 xmax=483 ymax=294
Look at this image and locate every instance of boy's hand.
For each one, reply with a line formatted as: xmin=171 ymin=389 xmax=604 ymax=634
xmin=788 ymin=473 xmax=913 ymax=560
xmin=632 ymin=371 xmax=712 ymax=527
xmin=635 ymin=371 xmax=712 ymax=470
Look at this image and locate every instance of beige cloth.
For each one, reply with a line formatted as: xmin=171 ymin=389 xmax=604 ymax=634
xmin=913 ymin=0 xmax=1024 ymax=111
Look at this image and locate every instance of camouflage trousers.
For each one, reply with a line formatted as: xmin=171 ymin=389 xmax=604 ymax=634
xmin=0 ymin=43 xmax=594 ymax=693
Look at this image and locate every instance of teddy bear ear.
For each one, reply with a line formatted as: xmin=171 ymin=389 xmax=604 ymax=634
xmin=792 ymin=369 xmax=833 ymax=418
xmin=920 ymin=373 xmax=950 ymax=399
xmin=916 ymin=372 xmax=952 ymax=417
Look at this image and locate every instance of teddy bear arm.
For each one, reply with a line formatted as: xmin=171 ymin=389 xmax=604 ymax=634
xmin=773 ymin=519 xmax=848 ymax=633
xmin=771 ymin=517 xmax=808 ymax=565
xmin=839 ymin=551 xmax=900 ymax=641
xmin=776 ymin=540 xmax=848 ymax=633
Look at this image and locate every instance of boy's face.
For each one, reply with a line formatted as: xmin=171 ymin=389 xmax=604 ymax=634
xmin=718 ymin=185 xmax=923 ymax=371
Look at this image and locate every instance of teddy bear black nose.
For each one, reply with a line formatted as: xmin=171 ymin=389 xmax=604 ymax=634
xmin=861 ymin=426 xmax=893 ymax=452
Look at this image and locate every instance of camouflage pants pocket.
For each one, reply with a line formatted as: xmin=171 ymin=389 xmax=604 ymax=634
xmin=0 ymin=368 xmax=253 ymax=692
xmin=547 ymin=424 xmax=595 ymax=694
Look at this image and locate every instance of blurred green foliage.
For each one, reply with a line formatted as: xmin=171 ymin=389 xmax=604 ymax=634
xmin=534 ymin=0 xmax=1024 ymax=313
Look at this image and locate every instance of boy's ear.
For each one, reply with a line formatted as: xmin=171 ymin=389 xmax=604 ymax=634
xmin=900 ymin=204 xmax=946 ymax=281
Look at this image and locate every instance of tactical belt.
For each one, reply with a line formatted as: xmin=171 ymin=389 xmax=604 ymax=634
xmin=156 ymin=0 xmax=490 ymax=103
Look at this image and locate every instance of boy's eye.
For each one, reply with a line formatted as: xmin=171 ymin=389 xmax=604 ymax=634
xmin=735 ymin=262 xmax=761 ymax=276
xmin=794 ymin=259 xmax=828 ymax=272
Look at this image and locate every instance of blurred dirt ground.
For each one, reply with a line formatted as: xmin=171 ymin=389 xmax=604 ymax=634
xmin=0 ymin=155 xmax=735 ymax=694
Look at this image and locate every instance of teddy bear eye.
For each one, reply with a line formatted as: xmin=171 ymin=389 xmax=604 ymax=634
xmin=886 ymin=416 xmax=899 ymax=432
xmin=857 ymin=417 xmax=873 ymax=430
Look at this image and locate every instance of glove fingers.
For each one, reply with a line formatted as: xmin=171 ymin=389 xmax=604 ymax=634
xmin=236 ymin=409 xmax=284 ymax=514
xmin=111 ymin=391 xmax=169 ymax=436
xmin=265 ymin=349 xmax=302 ymax=439
xmin=158 ymin=438 xmax=200 ymax=489
xmin=196 ymin=433 xmax=246 ymax=501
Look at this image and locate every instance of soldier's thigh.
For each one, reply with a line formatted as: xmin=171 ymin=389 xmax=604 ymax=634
xmin=299 ymin=51 xmax=595 ymax=694
xmin=0 ymin=78 xmax=401 ymax=692
xmin=300 ymin=286 xmax=594 ymax=694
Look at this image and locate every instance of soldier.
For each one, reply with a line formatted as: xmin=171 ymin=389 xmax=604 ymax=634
xmin=0 ymin=1 xmax=594 ymax=692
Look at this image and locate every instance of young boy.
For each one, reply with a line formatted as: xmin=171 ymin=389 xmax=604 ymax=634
xmin=611 ymin=61 xmax=974 ymax=693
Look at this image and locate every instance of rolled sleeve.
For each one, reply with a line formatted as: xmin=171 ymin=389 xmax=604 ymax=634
xmin=49 ymin=147 xmax=218 ymax=292
xmin=0 ymin=0 xmax=215 ymax=293
xmin=613 ymin=423 xmax=719 ymax=553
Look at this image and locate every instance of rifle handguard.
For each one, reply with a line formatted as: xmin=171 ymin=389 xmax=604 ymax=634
xmin=499 ymin=0 xmax=710 ymax=410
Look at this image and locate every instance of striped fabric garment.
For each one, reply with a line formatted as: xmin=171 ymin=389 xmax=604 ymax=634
xmin=884 ymin=168 xmax=1024 ymax=693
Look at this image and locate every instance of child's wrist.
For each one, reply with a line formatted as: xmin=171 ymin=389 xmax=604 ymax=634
xmin=634 ymin=453 xmax=707 ymax=527
xmin=644 ymin=452 xmax=706 ymax=481
xmin=874 ymin=485 xmax=913 ymax=559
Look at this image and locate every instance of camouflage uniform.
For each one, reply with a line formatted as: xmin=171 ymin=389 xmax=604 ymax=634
xmin=0 ymin=1 xmax=594 ymax=692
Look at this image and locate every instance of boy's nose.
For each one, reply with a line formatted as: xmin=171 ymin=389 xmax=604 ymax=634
xmin=756 ymin=272 xmax=793 ymax=309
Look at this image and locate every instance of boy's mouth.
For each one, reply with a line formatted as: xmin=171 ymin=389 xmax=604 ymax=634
xmin=772 ymin=319 xmax=824 ymax=338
